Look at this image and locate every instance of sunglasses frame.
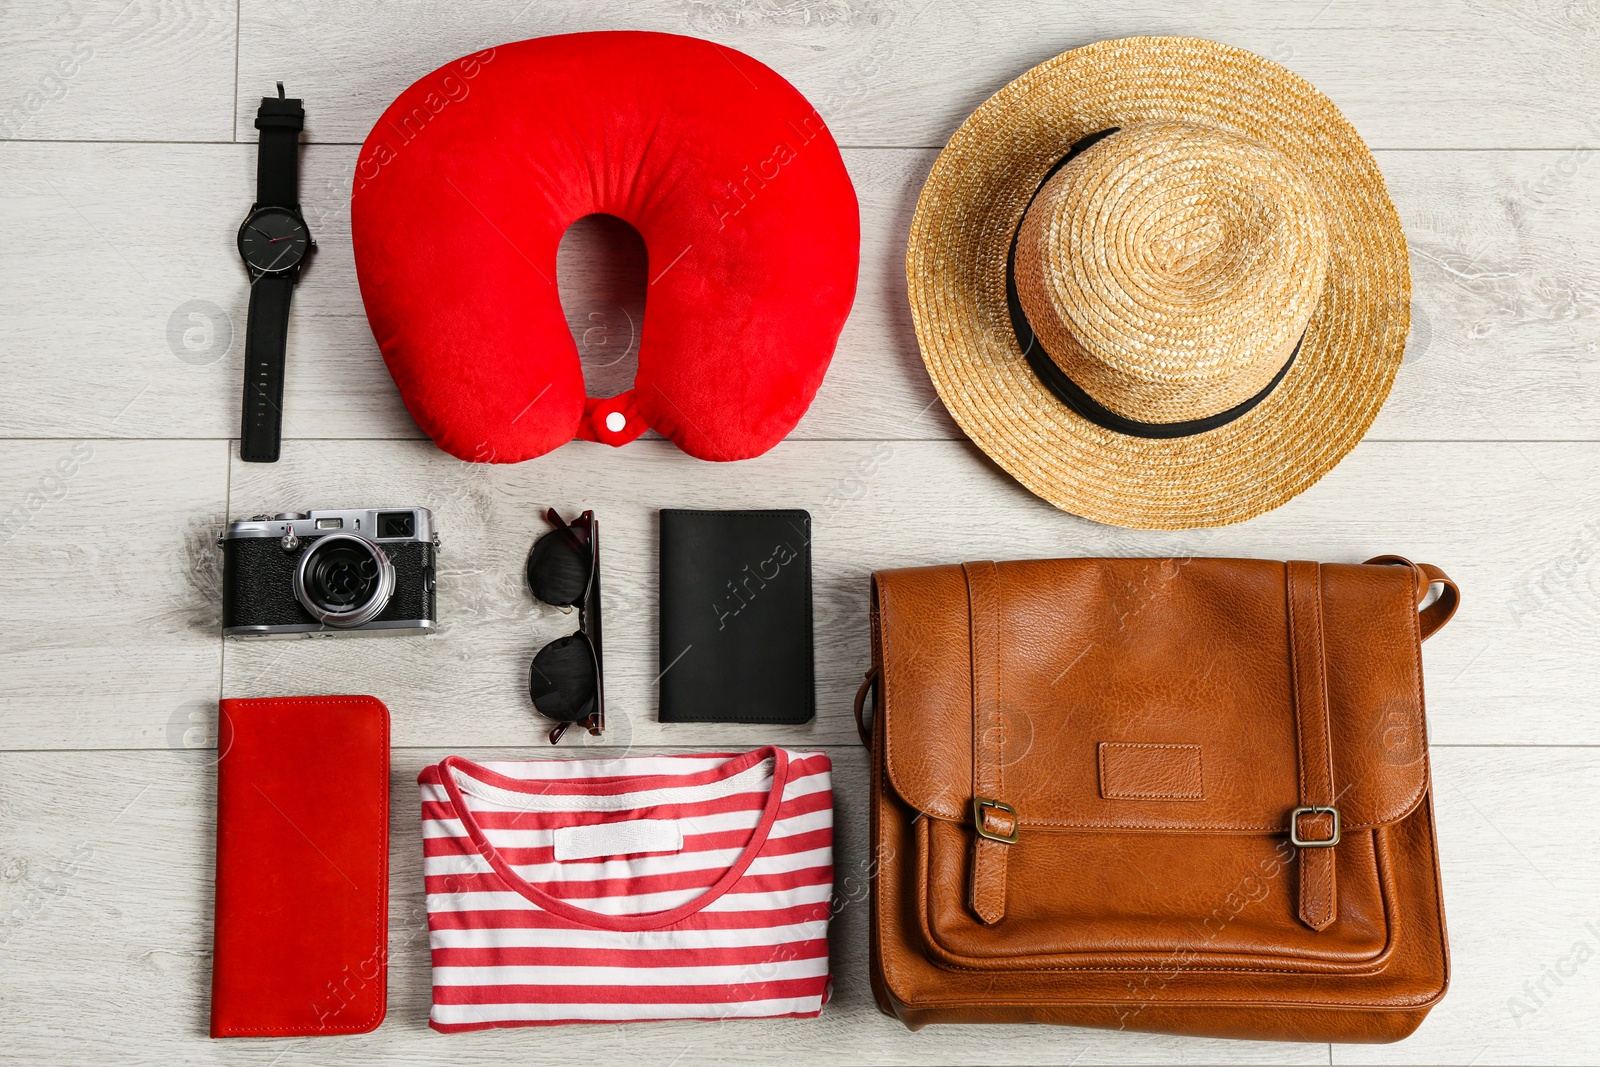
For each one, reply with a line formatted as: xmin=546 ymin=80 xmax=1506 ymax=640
xmin=527 ymin=508 xmax=604 ymax=744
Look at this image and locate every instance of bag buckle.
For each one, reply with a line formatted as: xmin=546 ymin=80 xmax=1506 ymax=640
xmin=1289 ymin=805 xmax=1341 ymax=848
xmin=972 ymin=797 xmax=1019 ymax=844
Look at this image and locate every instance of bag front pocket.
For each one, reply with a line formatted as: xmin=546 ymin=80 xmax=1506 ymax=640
xmin=918 ymin=815 xmax=1403 ymax=971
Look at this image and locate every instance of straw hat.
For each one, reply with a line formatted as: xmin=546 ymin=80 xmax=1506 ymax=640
xmin=907 ymin=36 xmax=1410 ymax=529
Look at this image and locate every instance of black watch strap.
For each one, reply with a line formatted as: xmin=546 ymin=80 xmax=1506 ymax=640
xmin=255 ymin=87 xmax=304 ymax=208
xmin=241 ymin=86 xmax=305 ymax=464
xmin=240 ymin=274 xmax=295 ymax=463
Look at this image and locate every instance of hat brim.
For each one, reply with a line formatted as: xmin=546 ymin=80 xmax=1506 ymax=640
xmin=907 ymin=36 xmax=1410 ymax=530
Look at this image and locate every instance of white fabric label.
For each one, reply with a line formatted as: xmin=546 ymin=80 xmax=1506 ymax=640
xmin=553 ymin=819 xmax=684 ymax=862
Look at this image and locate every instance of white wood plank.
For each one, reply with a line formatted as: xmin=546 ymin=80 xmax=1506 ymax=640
xmin=1377 ymin=148 xmax=1600 ymax=441
xmin=0 ymin=440 xmax=227 ymax=749
xmin=201 ymin=437 xmax=1600 ymax=753
xmin=0 ymin=0 xmax=237 ymax=143
xmin=4 ymin=435 xmax=1593 ymax=752
xmin=5 ymin=143 xmax=1600 ymax=442
xmin=0 ymin=143 xmax=257 ymax=439
xmin=1336 ymin=748 xmax=1600 ymax=1065
xmin=0 ymin=746 xmax=1330 ymax=1064
xmin=236 ymin=0 xmax=1600 ymax=150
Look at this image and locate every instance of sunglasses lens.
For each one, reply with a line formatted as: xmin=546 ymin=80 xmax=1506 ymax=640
xmin=529 ymin=633 xmax=597 ymax=721
xmin=527 ymin=528 xmax=591 ymax=607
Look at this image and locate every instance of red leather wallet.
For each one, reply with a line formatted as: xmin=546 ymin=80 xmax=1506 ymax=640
xmin=210 ymin=695 xmax=390 ymax=1038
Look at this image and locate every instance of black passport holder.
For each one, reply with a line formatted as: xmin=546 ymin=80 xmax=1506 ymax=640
xmin=658 ymin=509 xmax=814 ymax=724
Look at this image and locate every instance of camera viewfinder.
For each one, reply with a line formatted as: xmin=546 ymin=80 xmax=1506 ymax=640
xmin=377 ymin=511 xmax=416 ymax=539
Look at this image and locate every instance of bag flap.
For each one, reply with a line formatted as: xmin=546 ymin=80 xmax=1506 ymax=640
xmin=873 ymin=558 xmax=1429 ymax=834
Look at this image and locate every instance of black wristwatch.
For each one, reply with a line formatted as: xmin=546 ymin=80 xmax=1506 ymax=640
xmin=236 ymin=83 xmax=314 ymax=464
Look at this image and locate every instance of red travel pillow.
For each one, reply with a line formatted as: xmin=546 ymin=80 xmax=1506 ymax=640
xmin=351 ymin=32 xmax=860 ymax=463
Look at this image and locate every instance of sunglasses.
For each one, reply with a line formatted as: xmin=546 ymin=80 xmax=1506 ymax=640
xmin=526 ymin=508 xmax=604 ymax=744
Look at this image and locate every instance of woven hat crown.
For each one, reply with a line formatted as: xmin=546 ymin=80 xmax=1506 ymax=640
xmin=1014 ymin=122 xmax=1330 ymax=423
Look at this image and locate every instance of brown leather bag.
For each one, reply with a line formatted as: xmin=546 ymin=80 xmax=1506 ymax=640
xmin=857 ymin=556 xmax=1460 ymax=1043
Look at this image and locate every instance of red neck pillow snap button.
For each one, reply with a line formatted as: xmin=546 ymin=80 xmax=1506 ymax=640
xmin=352 ymin=32 xmax=860 ymax=463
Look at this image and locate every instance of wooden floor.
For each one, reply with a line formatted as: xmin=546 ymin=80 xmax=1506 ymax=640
xmin=3 ymin=1 xmax=1599 ymax=1064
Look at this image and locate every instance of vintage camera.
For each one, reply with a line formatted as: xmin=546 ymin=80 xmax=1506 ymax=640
xmin=220 ymin=508 xmax=437 ymax=638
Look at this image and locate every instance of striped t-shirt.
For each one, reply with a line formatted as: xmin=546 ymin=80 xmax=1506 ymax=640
xmin=418 ymin=747 xmax=834 ymax=1030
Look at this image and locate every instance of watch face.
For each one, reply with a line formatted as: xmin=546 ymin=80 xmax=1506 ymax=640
xmin=238 ymin=207 xmax=311 ymax=274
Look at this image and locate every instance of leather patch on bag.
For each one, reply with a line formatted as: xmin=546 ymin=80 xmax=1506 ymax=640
xmin=1098 ymin=742 xmax=1204 ymax=801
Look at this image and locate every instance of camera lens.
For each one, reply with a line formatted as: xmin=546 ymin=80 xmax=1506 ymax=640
xmin=292 ymin=533 xmax=396 ymax=628
xmin=307 ymin=542 xmax=376 ymax=609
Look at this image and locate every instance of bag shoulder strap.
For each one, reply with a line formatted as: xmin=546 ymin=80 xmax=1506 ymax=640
xmin=1365 ymin=556 xmax=1460 ymax=640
